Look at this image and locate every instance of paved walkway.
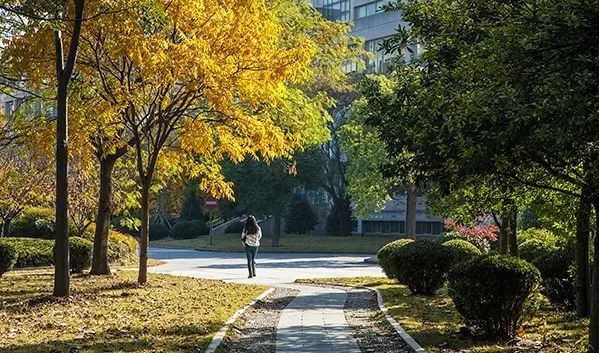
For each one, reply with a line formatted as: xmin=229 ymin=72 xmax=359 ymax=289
xmin=276 ymin=285 xmax=361 ymax=353
xmin=149 ymin=248 xmax=384 ymax=352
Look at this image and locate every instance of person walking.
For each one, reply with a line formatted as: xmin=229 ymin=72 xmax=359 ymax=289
xmin=241 ymin=215 xmax=262 ymax=278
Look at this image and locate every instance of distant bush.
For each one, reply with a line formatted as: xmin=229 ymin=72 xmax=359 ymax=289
xmin=519 ymin=239 xmax=555 ymax=263
xmin=532 ymin=244 xmax=576 ymax=309
xmin=1 ymin=237 xmax=54 ymax=267
xmin=442 ymin=239 xmax=482 ymax=267
xmin=170 ymin=221 xmax=204 ymax=239
xmin=448 ymin=255 xmax=541 ymax=339
xmin=69 ymin=237 xmax=93 ymax=273
xmin=518 ymin=228 xmax=559 ymax=247
xmin=285 ymin=194 xmax=318 ymax=234
xmin=377 ymin=239 xmax=414 ymax=280
xmin=393 ymin=240 xmax=451 ymax=295
xmin=225 ymin=221 xmax=244 ymax=234
xmin=149 ymin=223 xmax=170 ymax=240
xmin=0 ymin=242 xmax=18 ymax=276
xmin=10 ymin=208 xmax=55 ymax=239
xmin=441 ymin=231 xmax=490 ymax=254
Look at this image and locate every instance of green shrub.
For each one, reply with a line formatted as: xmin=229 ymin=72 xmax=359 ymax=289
xmin=10 ymin=208 xmax=56 ymax=239
xmin=1 ymin=237 xmax=54 ymax=267
xmin=69 ymin=237 xmax=93 ymax=273
xmin=377 ymin=238 xmax=414 ymax=279
xmin=0 ymin=242 xmax=18 ymax=276
xmin=149 ymin=223 xmax=170 ymax=240
xmin=107 ymin=230 xmax=138 ymax=263
xmin=442 ymin=231 xmax=490 ymax=254
xmin=532 ymin=245 xmax=576 ymax=309
xmin=169 ymin=221 xmax=204 ymax=239
xmin=518 ymin=228 xmax=558 ymax=246
xmin=393 ymin=240 xmax=451 ymax=295
xmin=442 ymin=239 xmax=482 ymax=267
xmin=225 ymin=221 xmax=244 ymax=234
xmin=519 ymin=239 xmax=556 ymax=263
xmin=448 ymin=255 xmax=541 ymax=339
xmin=285 ymin=194 xmax=318 ymax=234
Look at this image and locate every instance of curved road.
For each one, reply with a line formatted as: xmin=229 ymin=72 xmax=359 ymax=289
xmin=148 ymin=248 xmax=384 ymax=285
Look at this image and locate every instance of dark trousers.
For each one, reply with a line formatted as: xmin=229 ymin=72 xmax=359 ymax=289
xmin=244 ymin=245 xmax=258 ymax=276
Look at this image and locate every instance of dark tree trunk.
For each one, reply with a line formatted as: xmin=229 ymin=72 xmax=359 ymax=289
xmin=52 ymin=0 xmax=85 ymax=298
xmin=406 ymin=184 xmax=417 ymax=236
xmin=0 ymin=218 xmax=10 ymax=237
xmin=54 ymin=79 xmax=70 ymax=297
xmin=337 ymin=197 xmax=352 ymax=237
xmin=499 ymin=215 xmax=508 ymax=255
xmin=576 ymin=188 xmax=592 ymax=318
xmin=589 ymin=196 xmax=599 ymax=352
xmin=271 ymin=212 xmax=282 ymax=247
xmin=137 ymin=181 xmax=150 ymax=284
xmin=90 ymin=156 xmax=117 ymax=275
xmin=507 ymin=207 xmax=518 ymax=257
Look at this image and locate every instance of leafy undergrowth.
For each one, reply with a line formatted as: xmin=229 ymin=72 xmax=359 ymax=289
xmin=0 ymin=269 xmax=265 ymax=353
xmin=297 ymin=277 xmax=587 ymax=353
xmin=151 ymin=233 xmax=405 ymax=254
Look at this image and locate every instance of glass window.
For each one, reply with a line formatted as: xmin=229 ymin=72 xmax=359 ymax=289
xmin=354 ymin=0 xmax=387 ymax=19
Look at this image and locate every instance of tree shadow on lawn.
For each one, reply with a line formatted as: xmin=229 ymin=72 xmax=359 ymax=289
xmin=0 ymin=324 xmax=220 ymax=353
xmin=0 ymin=274 xmax=141 ymax=311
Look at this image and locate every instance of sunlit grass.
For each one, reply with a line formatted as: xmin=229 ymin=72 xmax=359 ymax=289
xmin=0 ymin=269 xmax=265 ymax=352
xmin=297 ymin=277 xmax=587 ymax=353
xmin=151 ymin=233 xmax=403 ymax=254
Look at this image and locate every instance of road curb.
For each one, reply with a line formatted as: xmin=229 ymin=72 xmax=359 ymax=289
xmin=205 ymin=287 xmax=275 ymax=353
xmin=368 ymin=287 xmax=426 ymax=353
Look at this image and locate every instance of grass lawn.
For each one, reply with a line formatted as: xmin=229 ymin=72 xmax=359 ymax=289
xmin=150 ymin=233 xmax=403 ymax=254
xmin=297 ymin=277 xmax=587 ymax=353
xmin=0 ymin=269 xmax=266 ymax=353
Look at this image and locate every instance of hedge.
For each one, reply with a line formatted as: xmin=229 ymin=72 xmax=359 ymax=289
xmin=392 ymin=240 xmax=451 ymax=295
xmin=0 ymin=242 xmax=17 ymax=276
xmin=377 ymin=238 xmax=414 ymax=279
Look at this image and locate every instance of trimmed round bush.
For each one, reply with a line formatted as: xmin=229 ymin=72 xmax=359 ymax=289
xmin=0 ymin=242 xmax=18 ymax=276
xmin=377 ymin=238 xmax=414 ymax=279
xmin=224 ymin=221 xmax=244 ymax=234
xmin=532 ymin=245 xmax=576 ymax=309
xmin=169 ymin=221 xmax=204 ymax=239
xmin=448 ymin=255 xmax=541 ymax=339
xmin=149 ymin=222 xmax=170 ymax=240
xmin=393 ymin=240 xmax=451 ymax=295
xmin=10 ymin=207 xmax=55 ymax=239
xmin=519 ymin=239 xmax=555 ymax=263
xmin=442 ymin=239 xmax=482 ymax=267
xmin=69 ymin=237 xmax=93 ymax=273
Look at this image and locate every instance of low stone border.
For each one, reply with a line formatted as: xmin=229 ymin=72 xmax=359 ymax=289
xmin=205 ymin=287 xmax=275 ymax=353
xmin=369 ymin=287 xmax=426 ymax=353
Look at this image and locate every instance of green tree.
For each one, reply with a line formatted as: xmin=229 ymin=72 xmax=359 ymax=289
xmin=284 ymin=194 xmax=318 ymax=234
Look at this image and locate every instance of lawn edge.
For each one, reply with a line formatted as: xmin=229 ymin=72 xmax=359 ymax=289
xmin=204 ymin=287 xmax=275 ymax=353
xmin=367 ymin=286 xmax=427 ymax=353
xmin=192 ymin=247 xmax=377 ymax=255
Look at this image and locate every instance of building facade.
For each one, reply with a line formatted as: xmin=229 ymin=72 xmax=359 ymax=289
xmin=311 ymin=0 xmax=443 ymax=237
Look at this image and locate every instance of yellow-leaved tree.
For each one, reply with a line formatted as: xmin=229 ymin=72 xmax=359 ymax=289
xmin=75 ymin=0 xmax=361 ymax=283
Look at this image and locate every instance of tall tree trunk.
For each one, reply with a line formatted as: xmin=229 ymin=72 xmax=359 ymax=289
xmin=496 ymin=214 xmax=508 ymax=255
xmin=406 ymin=184 xmax=417 ymax=236
xmin=0 ymin=218 xmax=10 ymax=237
xmin=507 ymin=207 xmax=518 ymax=257
xmin=90 ymin=156 xmax=117 ymax=275
xmin=337 ymin=197 xmax=352 ymax=237
xmin=52 ymin=0 xmax=85 ymax=298
xmin=589 ymin=196 xmax=599 ymax=352
xmin=54 ymin=78 xmax=70 ymax=297
xmin=271 ymin=212 xmax=281 ymax=247
xmin=137 ymin=181 xmax=150 ymax=284
xmin=576 ymin=188 xmax=592 ymax=318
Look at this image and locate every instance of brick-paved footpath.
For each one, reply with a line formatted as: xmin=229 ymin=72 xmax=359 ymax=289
xmin=276 ymin=285 xmax=361 ymax=353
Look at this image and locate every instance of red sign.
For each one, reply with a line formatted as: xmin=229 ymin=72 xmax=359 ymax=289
xmin=204 ymin=196 xmax=219 ymax=210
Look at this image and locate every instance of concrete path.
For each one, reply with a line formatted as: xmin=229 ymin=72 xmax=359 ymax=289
xmin=149 ymin=248 xmax=384 ymax=352
xmin=276 ymin=285 xmax=361 ymax=353
xmin=149 ymin=247 xmax=383 ymax=286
